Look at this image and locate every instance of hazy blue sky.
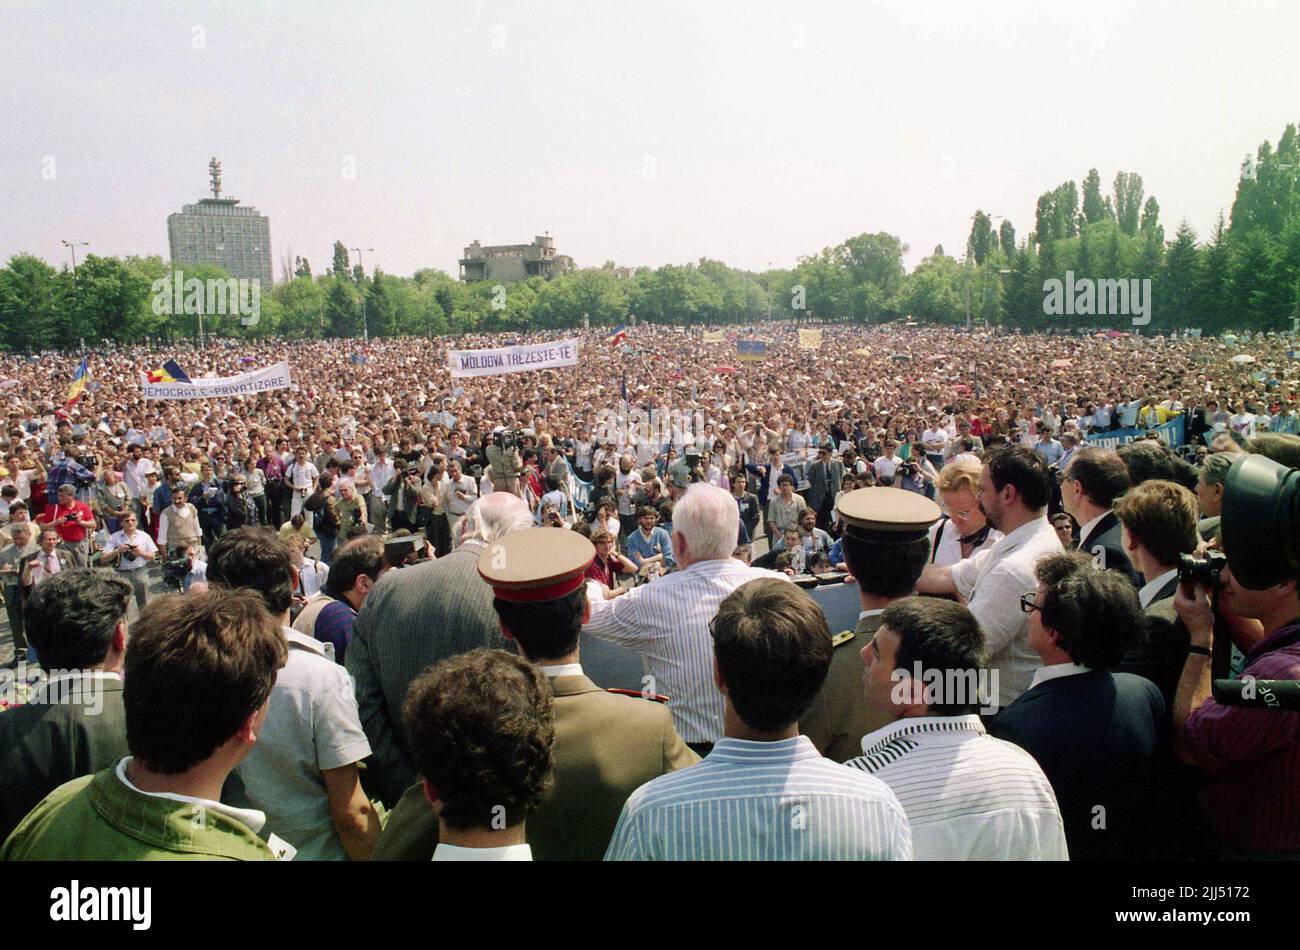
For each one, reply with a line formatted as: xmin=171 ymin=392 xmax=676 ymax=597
xmin=3 ymin=0 xmax=1298 ymax=278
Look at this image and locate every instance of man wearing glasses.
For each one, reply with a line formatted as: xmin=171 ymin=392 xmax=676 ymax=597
xmin=991 ymin=552 xmax=1165 ymax=860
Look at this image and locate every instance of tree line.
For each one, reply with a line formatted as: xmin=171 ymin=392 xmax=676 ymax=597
xmin=1 ymin=121 xmax=1297 ymax=351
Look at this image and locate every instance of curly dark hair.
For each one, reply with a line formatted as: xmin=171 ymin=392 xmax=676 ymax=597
xmin=1034 ymin=551 xmax=1144 ymax=669
xmin=985 ymin=444 xmax=1052 ymax=511
xmin=403 ymin=649 xmax=555 ymax=832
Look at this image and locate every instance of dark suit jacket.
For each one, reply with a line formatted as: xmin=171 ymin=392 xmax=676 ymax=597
xmin=806 ymin=459 xmax=844 ymax=513
xmin=19 ymin=549 xmax=77 ymax=587
xmin=1116 ymin=575 xmax=1188 ymax=710
xmin=346 ymin=538 xmax=508 ymax=806
xmin=0 ymin=674 xmax=129 ymax=840
xmin=1078 ymin=511 xmax=1140 ymax=587
xmin=988 ymin=669 xmax=1165 ymax=861
xmin=372 ymin=674 xmax=699 ymax=860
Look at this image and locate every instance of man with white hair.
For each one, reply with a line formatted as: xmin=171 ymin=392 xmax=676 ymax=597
xmin=346 ymin=492 xmax=535 ymax=805
xmin=583 ymin=483 xmax=788 ymax=755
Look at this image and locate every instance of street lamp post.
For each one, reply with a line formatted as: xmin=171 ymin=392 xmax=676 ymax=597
xmin=350 ymin=246 xmax=374 ymax=342
xmin=61 ymin=240 xmax=88 ymax=280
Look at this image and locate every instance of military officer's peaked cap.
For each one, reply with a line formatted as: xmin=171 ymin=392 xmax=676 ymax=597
xmin=836 ymin=487 xmax=942 ymax=544
xmin=478 ymin=527 xmax=596 ymax=603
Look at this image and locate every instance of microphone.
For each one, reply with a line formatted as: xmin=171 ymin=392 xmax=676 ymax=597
xmin=1212 ymin=679 xmax=1300 ymax=712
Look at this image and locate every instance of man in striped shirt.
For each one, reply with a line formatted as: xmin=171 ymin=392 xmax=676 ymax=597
xmin=845 ymin=598 xmax=1067 ymax=860
xmin=582 ymin=483 xmax=787 ymax=752
xmin=604 ymin=578 xmax=912 ymax=861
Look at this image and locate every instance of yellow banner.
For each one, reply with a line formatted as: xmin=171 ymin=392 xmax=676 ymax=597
xmin=702 ymin=329 xmax=725 ymax=343
xmin=798 ymin=329 xmax=822 ymax=350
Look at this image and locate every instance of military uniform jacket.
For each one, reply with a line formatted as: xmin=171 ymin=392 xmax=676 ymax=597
xmin=372 ymin=673 xmax=700 ymax=861
xmin=801 ymin=612 xmax=892 ymax=763
xmin=1 ymin=766 xmax=276 ymax=861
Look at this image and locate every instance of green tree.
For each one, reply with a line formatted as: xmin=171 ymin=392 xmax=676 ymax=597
xmin=1082 ymin=168 xmax=1105 ymax=225
xmin=331 ymin=241 xmax=350 ymax=278
xmin=969 ymin=211 xmax=994 ymax=265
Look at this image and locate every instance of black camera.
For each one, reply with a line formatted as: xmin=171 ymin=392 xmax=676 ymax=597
xmin=1178 ymin=550 xmax=1227 ymax=587
xmin=1220 ymin=454 xmax=1300 ymax=590
xmin=900 ymin=462 xmax=918 ymax=478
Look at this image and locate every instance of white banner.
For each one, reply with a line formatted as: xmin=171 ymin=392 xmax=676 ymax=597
xmin=140 ymin=361 xmax=293 ymax=400
xmin=447 ymin=339 xmax=579 ymax=378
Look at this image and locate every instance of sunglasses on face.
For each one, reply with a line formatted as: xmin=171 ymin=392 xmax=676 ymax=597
xmin=1019 ymin=592 xmax=1042 ymax=614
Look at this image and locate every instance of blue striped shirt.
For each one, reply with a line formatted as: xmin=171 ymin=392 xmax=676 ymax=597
xmin=604 ymin=736 xmax=913 ymax=860
xmin=582 ymin=558 xmax=788 ymax=743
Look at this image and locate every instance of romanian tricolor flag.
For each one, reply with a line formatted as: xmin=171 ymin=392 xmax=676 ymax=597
xmin=145 ymin=359 xmax=192 ymax=385
xmin=64 ymin=358 xmax=89 ymax=408
xmin=607 ymin=324 xmax=628 ymax=348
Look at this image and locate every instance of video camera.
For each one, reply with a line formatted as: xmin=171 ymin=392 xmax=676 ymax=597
xmin=1219 ymin=453 xmax=1299 ymax=590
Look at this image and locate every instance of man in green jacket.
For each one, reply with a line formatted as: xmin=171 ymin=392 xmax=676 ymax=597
xmin=2 ymin=587 xmax=288 ymax=861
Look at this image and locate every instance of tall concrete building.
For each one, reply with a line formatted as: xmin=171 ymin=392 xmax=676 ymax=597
xmin=459 ymin=233 xmax=574 ymax=282
xmin=167 ymin=158 xmax=273 ymax=286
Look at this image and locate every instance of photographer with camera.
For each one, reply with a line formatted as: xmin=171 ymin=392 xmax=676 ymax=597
xmin=485 ymin=427 xmax=524 ymax=497
xmin=101 ymin=509 xmax=157 ymax=611
xmin=36 ymin=483 xmax=96 ymax=566
xmin=1171 ymin=454 xmax=1300 ymax=858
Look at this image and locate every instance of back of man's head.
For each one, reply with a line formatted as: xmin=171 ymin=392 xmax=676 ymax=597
xmin=404 ymin=648 xmax=554 ymax=831
xmin=324 ymin=535 xmax=386 ymax=600
xmin=879 ymin=598 xmax=987 ymax=715
xmin=841 ymin=531 xmax=931 ymax=599
xmin=673 ymin=483 xmax=740 ymax=562
xmin=25 ymin=568 xmax=132 ymax=672
xmin=494 ymin=585 xmax=587 ymax=663
xmin=206 ymin=527 xmax=295 ymax=616
xmin=1035 ymin=551 xmax=1143 ymax=668
xmin=124 ymin=589 xmax=286 ymax=774
xmin=1113 ymin=479 xmax=1199 ymax=568
xmin=985 ymin=444 xmax=1052 ymax=513
xmin=1246 ymin=433 xmax=1300 ymax=469
xmin=1066 ymin=447 xmax=1131 ymax=509
xmin=460 ymin=493 xmax=533 ymax=545
xmin=711 ymin=578 xmax=832 ymax=732
xmin=1118 ymin=440 xmax=1199 ymax=491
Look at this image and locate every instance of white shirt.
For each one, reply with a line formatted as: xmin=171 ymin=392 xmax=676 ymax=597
xmin=115 ymin=757 xmax=268 ymax=836
xmin=442 ymin=474 xmax=478 ymax=516
xmin=583 ymin=558 xmax=790 ymax=743
xmin=539 ymin=662 xmax=584 ymax=678
xmin=605 ymin=736 xmax=912 ymax=861
xmin=873 ymin=455 xmax=899 ymax=480
xmin=845 ymin=716 xmax=1068 ymax=861
xmin=104 ymin=529 xmax=157 ymax=571
xmin=123 ymin=458 xmax=156 ymax=501
xmin=28 ymin=549 xmax=64 ymax=586
xmin=950 ymin=517 xmax=1064 ymax=707
xmin=927 ymin=518 xmax=1002 ymax=568
xmin=1029 ymin=661 xmax=1091 ymax=691
xmin=1138 ymin=568 xmax=1178 ymax=609
xmin=370 ymin=460 xmax=397 ymax=501
xmin=432 ymin=843 xmax=532 ymax=862
xmin=286 ymin=461 xmax=319 ymax=491
xmin=1076 ymin=511 xmax=1109 ymax=551
xmin=921 ymin=428 xmax=948 ymax=453
xmin=615 ymin=470 xmax=641 ymax=517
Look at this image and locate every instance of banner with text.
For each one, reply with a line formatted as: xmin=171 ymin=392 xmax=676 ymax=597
xmin=140 ymin=361 xmax=292 ymax=400
xmin=1085 ymin=414 xmax=1186 ymax=450
xmin=448 ymin=339 xmax=580 ymax=378
xmin=702 ymin=329 xmax=725 ymax=343
xmin=798 ymin=329 xmax=823 ymax=350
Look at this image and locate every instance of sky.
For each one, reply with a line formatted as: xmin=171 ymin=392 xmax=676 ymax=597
xmin=3 ymin=0 xmax=1298 ymax=279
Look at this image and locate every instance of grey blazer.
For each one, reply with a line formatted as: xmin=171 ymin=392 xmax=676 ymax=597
xmin=345 ymin=538 xmax=509 ymax=805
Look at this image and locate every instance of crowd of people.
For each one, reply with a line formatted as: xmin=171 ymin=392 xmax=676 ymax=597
xmin=0 ymin=322 xmax=1297 ymax=861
